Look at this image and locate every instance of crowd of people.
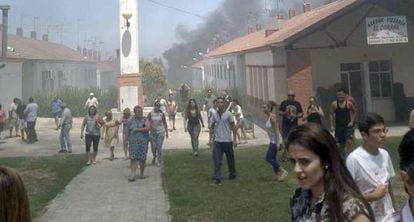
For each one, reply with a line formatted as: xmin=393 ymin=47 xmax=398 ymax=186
xmin=4 ymin=87 xmax=414 ymax=221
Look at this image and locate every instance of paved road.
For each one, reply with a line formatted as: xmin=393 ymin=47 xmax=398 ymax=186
xmin=0 ymin=112 xmax=268 ymax=222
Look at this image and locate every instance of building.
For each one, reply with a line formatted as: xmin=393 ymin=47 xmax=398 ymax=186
xmin=97 ymin=61 xmax=119 ymax=90
xmin=205 ymin=0 xmax=414 ymax=122
xmin=0 ymin=33 xmax=96 ymax=111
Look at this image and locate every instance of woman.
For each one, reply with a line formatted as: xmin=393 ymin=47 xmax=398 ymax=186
xmin=231 ymin=99 xmax=247 ymax=145
xmin=0 ymin=166 xmax=31 ymax=222
xmin=303 ymin=96 xmax=324 ymax=124
xmin=101 ymin=110 xmax=120 ymax=161
xmin=127 ymin=105 xmax=150 ymax=181
xmin=288 ymin=123 xmax=374 ymax=222
xmin=184 ymin=99 xmax=204 ymax=156
xmin=148 ymin=101 xmax=168 ymax=166
xmin=121 ymin=108 xmax=132 ymax=160
xmin=81 ymin=106 xmax=103 ymax=165
xmin=263 ymin=101 xmax=288 ymax=181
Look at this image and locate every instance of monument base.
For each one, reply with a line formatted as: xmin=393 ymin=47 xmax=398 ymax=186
xmin=117 ymin=74 xmax=144 ymax=111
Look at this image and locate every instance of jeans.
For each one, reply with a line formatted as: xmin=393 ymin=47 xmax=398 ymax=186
xmin=59 ymin=125 xmax=72 ymax=151
xmin=151 ymin=132 xmax=165 ymax=162
xmin=213 ymin=141 xmax=236 ymax=181
xmin=265 ymin=143 xmax=280 ymax=173
xmin=188 ymin=124 xmax=201 ymax=153
xmin=26 ymin=120 xmax=37 ymax=143
xmin=85 ymin=134 xmax=100 ymax=152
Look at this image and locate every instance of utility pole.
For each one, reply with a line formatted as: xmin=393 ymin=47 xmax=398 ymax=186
xmin=0 ymin=5 xmax=10 ymax=69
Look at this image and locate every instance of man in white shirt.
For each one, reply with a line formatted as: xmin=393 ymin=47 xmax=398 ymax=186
xmin=84 ymin=92 xmax=99 ymax=110
xmin=346 ymin=112 xmax=395 ymax=222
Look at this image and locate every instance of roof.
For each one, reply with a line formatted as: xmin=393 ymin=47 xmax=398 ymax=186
xmin=191 ymin=60 xmax=204 ymax=68
xmin=5 ymin=34 xmax=95 ymax=63
xmin=206 ymin=0 xmax=362 ymax=58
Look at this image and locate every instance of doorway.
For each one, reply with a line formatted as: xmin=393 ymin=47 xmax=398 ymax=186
xmin=340 ymin=63 xmax=365 ymax=122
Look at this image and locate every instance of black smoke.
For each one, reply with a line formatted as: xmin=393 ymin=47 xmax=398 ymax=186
xmin=163 ymin=0 xmax=262 ymax=86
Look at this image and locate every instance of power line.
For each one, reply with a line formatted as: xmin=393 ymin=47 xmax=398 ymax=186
xmin=146 ymin=0 xmax=207 ymax=19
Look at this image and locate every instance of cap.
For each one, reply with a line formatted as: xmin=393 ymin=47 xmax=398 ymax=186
xmin=90 ymin=92 xmax=94 ymax=96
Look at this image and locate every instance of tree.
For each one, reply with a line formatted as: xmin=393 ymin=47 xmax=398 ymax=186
xmin=139 ymin=60 xmax=168 ymax=105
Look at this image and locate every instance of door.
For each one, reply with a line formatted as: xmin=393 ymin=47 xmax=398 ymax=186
xmin=340 ymin=63 xmax=365 ymax=122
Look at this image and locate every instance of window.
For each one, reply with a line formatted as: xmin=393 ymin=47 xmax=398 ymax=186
xmin=249 ymin=67 xmax=253 ymax=96
xmin=263 ymin=67 xmax=269 ymax=101
xmin=42 ymin=70 xmax=54 ymax=91
xmin=369 ymin=61 xmax=392 ymax=98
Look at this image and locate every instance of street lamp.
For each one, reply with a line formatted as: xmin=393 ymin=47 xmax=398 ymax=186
xmin=122 ymin=11 xmax=132 ymax=28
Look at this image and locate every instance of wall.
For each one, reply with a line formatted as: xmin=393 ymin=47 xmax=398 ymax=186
xmin=0 ymin=61 xmax=23 ymax=112
xmin=292 ymin=2 xmax=414 ymax=121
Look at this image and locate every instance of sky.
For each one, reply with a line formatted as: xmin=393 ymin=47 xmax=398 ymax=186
xmin=0 ymin=0 xmax=222 ymax=59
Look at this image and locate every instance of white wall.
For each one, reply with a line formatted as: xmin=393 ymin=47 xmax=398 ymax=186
xmin=0 ymin=61 xmax=23 ymax=112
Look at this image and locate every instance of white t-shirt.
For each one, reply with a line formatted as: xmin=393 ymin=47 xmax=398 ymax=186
xmin=233 ymin=105 xmax=244 ymax=120
xmin=346 ymin=146 xmax=396 ymax=222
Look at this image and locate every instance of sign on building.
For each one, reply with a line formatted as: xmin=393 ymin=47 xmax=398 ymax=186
xmin=366 ymin=16 xmax=408 ymax=45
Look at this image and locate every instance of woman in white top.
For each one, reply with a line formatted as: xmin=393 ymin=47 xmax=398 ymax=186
xmin=231 ymin=99 xmax=247 ymax=145
xmin=263 ymin=101 xmax=288 ymax=181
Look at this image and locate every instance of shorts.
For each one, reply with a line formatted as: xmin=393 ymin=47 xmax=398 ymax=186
xmin=335 ymin=126 xmax=354 ymax=144
xmin=168 ymin=112 xmax=176 ymax=120
xmin=236 ymin=118 xmax=245 ymax=128
xmin=19 ymin=119 xmax=26 ymax=129
xmin=53 ymin=111 xmax=62 ymax=118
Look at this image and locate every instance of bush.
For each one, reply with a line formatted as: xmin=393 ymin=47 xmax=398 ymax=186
xmin=33 ymin=86 xmax=117 ymax=117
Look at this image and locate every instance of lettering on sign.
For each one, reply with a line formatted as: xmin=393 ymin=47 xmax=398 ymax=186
xmin=366 ymin=16 xmax=408 ymax=45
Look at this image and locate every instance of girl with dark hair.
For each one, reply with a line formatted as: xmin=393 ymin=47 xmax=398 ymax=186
xmin=81 ymin=106 xmax=103 ymax=165
xmin=0 ymin=166 xmax=31 ymax=222
xmin=148 ymin=101 xmax=168 ymax=165
xmin=288 ymin=123 xmax=374 ymax=222
xmin=396 ymin=129 xmax=414 ymax=221
xmin=303 ymin=96 xmax=324 ymax=124
xmin=263 ymin=101 xmax=288 ymax=181
xmin=184 ymin=99 xmax=204 ymax=156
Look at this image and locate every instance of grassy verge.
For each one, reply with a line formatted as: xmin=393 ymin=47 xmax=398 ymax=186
xmin=0 ymin=154 xmax=86 ymax=219
xmin=163 ymin=136 xmax=406 ymax=222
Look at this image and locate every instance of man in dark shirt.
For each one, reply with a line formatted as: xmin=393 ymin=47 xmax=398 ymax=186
xmin=279 ymin=90 xmax=303 ymax=160
xmin=15 ymin=99 xmax=26 ymax=141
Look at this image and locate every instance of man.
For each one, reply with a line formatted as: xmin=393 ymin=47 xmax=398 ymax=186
xmin=346 ymin=113 xmax=395 ymax=222
xmin=24 ymin=97 xmax=39 ymax=144
xmin=166 ymin=93 xmax=177 ymax=130
xmin=278 ymin=90 xmax=303 ymax=160
xmin=210 ymin=97 xmax=237 ymax=185
xmin=178 ymin=83 xmax=190 ymax=103
xmin=8 ymin=98 xmax=19 ymax=138
xmin=56 ymin=103 xmax=72 ymax=153
xmin=84 ymin=92 xmax=99 ymax=110
xmin=16 ymin=99 xmax=26 ymax=141
xmin=203 ymin=89 xmax=215 ymax=114
xmin=51 ymin=95 xmax=62 ymax=128
xmin=330 ymin=88 xmax=356 ymax=157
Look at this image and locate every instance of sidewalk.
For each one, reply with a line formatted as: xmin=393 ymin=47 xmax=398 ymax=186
xmin=0 ymin=112 xmax=269 ymax=222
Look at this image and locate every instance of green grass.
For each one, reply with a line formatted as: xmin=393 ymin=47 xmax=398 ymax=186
xmin=163 ymin=136 xmax=407 ymax=222
xmin=0 ymin=154 xmax=86 ymax=219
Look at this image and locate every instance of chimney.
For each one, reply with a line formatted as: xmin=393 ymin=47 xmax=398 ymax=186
xmin=88 ymin=49 xmax=92 ymax=57
xmin=255 ymin=24 xmax=262 ymax=31
xmin=303 ymin=0 xmax=311 ymax=12
xmin=265 ymin=29 xmax=278 ymax=37
xmin=76 ymin=46 xmax=82 ymax=53
xmin=116 ymin=49 xmax=120 ymax=60
xmin=42 ymin=34 xmax=48 ymax=41
xmin=16 ymin=27 xmax=23 ymax=37
xmin=82 ymin=48 xmax=87 ymax=57
xmin=289 ymin=8 xmax=296 ymax=19
xmin=30 ymin=31 xmax=37 ymax=40
xmin=97 ymin=52 xmax=101 ymax=61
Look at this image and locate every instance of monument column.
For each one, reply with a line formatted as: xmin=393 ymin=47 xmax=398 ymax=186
xmin=118 ymin=0 xmax=143 ymax=111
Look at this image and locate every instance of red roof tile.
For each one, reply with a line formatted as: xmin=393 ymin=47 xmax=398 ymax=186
xmin=5 ymin=34 xmax=94 ymax=63
xmin=207 ymin=0 xmax=362 ymax=57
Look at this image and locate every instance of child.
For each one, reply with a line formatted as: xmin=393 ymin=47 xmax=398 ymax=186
xmin=101 ymin=110 xmax=120 ymax=160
